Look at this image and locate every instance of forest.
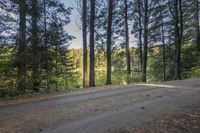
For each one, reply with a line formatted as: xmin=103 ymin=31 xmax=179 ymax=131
xmin=0 ymin=0 xmax=200 ymax=97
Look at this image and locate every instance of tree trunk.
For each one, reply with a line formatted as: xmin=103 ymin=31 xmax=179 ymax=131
xmin=174 ymin=0 xmax=182 ymax=80
xmin=138 ymin=0 xmax=143 ymax=73
xmin=31 ymin=0 xmax=40 ymax=92
xmin=142 ymin=0 xmax=148 ymax=82
xmin=89 ymin=0 xmax=95 ymax=87
xmin=44 ymin=0 xmax=50 ymax=93
xmin=195 ymin=0 xmax=200 ymax=50
xmin=160 ymin=2 xmax=166 ymax=81
xmin=55 ymin=47 xmax=58 ymax=91
xmin=106 ymin=0 xmax=114 ymax=85
xmin=124 ymin=0 xmax=131 ymax=81
xmin=82 ymin=0 xmax=88 ymax=88
xmin=17 ymin=0 xmax=27 ymax=93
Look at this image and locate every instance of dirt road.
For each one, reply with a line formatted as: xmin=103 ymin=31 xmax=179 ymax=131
xmin=0 ymin=79 xmax=200 ymax=133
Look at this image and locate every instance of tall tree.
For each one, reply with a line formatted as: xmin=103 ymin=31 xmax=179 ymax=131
xmin=31 ymin=0 xmax=40 ymax=91
xmin=82 ymin=0 xmax=88 ymax=88
xmin=142 ymin=0 xmax=148 ymax=82
xmin=132 ymin=0 xmax=143 ymax=74
xmin=48 ymin=14 xmax=75 ymax=91
xmin=89 ymin=0 xmax=95 ymax=87
xmin=106 ymin=0 xmax=114 ymax=85
xmin=169 ymin=0 xmax=183 ymax=80
xmin=124 ymin=0 xmax=131 ymax=79
xmin=43 ymin=0 xmax=50 ymax=92
xmin=138 ymin=0 xmax=143 ymax=73
xmin=159 ymin=1 xmax=166 ymax=81
xmin=17 ymin=0 xmax=27 ymax=92
xmin=195 ymin=0 xmax=200 ymax=50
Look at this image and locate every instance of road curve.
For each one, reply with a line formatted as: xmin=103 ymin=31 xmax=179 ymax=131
xmin=0 ymin=79 xmax=200 ymax=133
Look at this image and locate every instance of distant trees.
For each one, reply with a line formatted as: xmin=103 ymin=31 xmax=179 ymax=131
xmin=0 ymin=0 xmax=75 ymax=95
xmin=0 ymin=0 xmax=200 ymax=97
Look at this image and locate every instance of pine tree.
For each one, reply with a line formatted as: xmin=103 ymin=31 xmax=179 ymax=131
xmin=82 ymin=0 xmax=88 ymax=88
xmin=48 ymin=15 xmax=75 ymax=91
xmin=106 ymin=0 xmax=114 ymax=85
xmin=31 ymin=0 xmax=40 ymax=91
xmin=89 ymin=0 xmax=95 ymax=87
xmin=124 ymin=0 xmax=131 ymax=80
xmin=16 ymin=0 xmax=27 ymax=92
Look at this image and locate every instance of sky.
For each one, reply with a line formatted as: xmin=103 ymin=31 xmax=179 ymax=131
xmin=62 ymin=0 xmax=82 ymax=48
xmin=61 ymin=0 xmax=136 ymax=49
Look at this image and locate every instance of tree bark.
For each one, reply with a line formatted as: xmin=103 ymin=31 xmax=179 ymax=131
xmin=174 ymin=0 xmax=182 ymax=80
xmin=17 ymin=0 xmax=27 ymax=93
xmin=160 ymin=2 xmax=166 ymax=81
xmin=89 ymin=0 xmax=95 ymax=87
xmin=82 ymin=0 xmax=88 ymax=88
xmin=138 ymin=0 xmax=143 ymax=73
xmin=142 ymin=0 xmax=148 ymax=82
xmin=195 ymin=0 xmax=200 ymax=50
xmin=106 ymin=0 xmax=114 ymax=85
xmin=31 ymin=0 xmax=40 ymax=92
xmin=124 ymin=0 xmax=131 ymax=80
xmin=44 ymin=0 xmax=50 ymax=93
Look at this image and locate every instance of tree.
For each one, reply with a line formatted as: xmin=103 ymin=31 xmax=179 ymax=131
xmin=133 ymin=0 xmax=161 ymax=82
xmin=31 ymin=0 xmax=40 ymax=91
xmin=89 ymin=0 xmax=95 ymax=87
xmin=47 ymin=14 xmax=75 ymax=91
xmin=106 ymin=0 xmax=114 ymax=85
xmin=142 ymin=0 xmax=149 ymax=82
xmin=82 ymin=0 xmax=88 ymax=88
xmin=17 ymin=0 xmax=27 ymax=93
xmin=169 ymin=0 xmax=183 ymax=80
xmin=43 ymin=0 xmax=50 ymax=92
xmin=138 ymin=0 xmax=143 ymax=73
xmin=124 ymin=0 xmax=131 ymax=79
xmin=159 ymin=1 xmax=167 ymax=81
xmin=195 ymin=0 xmax=200 ymax=50
xmin=132 ymin=0 xmax=143 ymax=74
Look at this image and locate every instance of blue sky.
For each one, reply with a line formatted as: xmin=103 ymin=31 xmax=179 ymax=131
xmin=61 ymin=0 xmax=136 ymax=48
xmin=62 ymin=0 xmax=82 ymax=48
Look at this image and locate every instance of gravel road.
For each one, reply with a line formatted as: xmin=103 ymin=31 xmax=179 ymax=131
xmin=0 ymin=78 xmax=200 ymax=133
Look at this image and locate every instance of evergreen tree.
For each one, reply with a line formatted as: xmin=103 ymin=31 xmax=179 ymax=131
xmin=82 ymin=0 xmax=88 ymax=88
xmin=89 ymin=0 xmax=95 ymax=87
xmin=47 ymin=15 xmax=75 ymax=91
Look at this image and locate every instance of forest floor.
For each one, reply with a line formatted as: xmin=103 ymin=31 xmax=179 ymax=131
xmin=0 ymin=78 xmax=200 ymax=133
